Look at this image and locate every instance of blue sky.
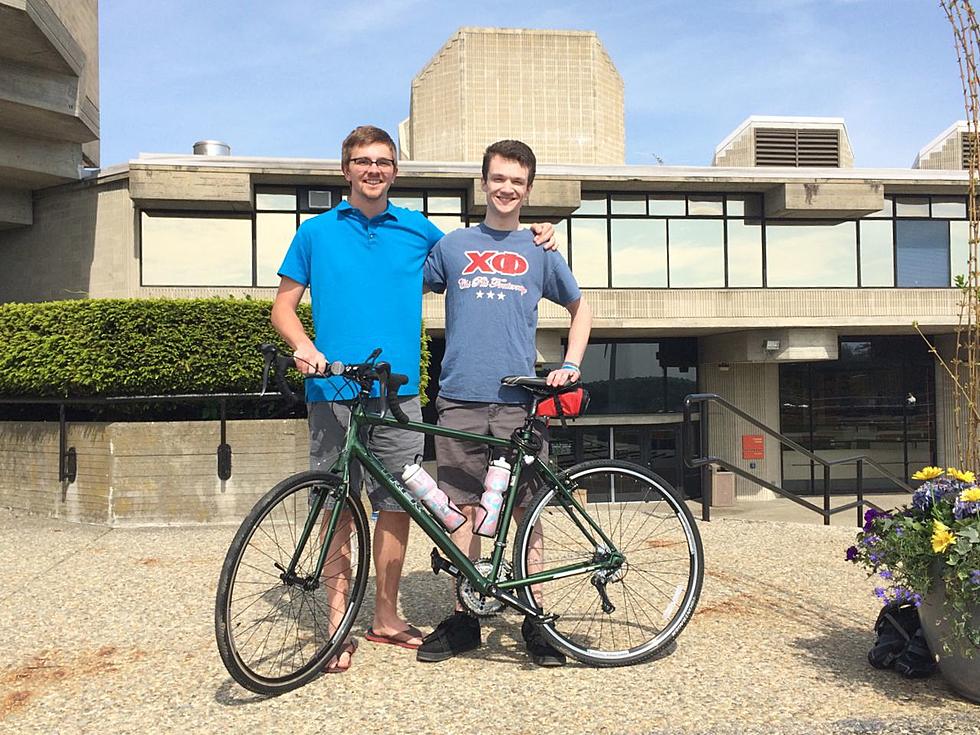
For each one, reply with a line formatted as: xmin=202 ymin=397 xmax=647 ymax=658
xmin=101 ymin=0 xmax=962 ymax=169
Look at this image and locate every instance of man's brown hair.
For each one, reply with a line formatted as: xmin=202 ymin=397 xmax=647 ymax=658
xmin=341 ymin=126 xmax=397 ymax=170
xmin=482 ymin=139 xmax=536 ymax=186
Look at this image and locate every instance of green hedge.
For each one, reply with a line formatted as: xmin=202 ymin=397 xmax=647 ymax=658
xmin=0 ymin=298 xmax=430 ymax=401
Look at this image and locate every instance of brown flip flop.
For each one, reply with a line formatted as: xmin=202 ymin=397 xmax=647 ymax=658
xmin=364 ymin=626 xmax=423 ymax=650
xmin=324 ymin=637 xmax=358 ymax=674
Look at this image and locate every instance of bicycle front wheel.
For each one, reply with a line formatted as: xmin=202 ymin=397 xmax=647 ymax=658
xmin=215 ymin=471 xmax=370 ymax=694
xmin=513 ymin=460 xmax=703 ymax=667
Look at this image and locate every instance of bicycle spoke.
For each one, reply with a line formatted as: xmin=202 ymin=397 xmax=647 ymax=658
xmin=216 ymin=474 xmax=369 ymax=692
xmin=514 ymin=461 xmax=703 ymax=665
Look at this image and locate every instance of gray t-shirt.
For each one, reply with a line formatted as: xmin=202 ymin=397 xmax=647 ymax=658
xmin=423 ymin=224 xmax=581 ymax=403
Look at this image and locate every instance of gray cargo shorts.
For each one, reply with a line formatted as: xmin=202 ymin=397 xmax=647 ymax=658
xmin=308 ymin=396 xmax=424 ymax=513
xmin=434 ymin=396 xmax=548 ymax=507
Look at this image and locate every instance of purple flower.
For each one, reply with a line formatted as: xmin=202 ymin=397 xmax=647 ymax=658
xmin=869 ymin=553 xmax=880 ymax=564
xmin=970 ymin=570 xmax=980 ymax=586
xmin=874 ymin=587 xmax=887 ymax=600
xmin=953 ymin=498 xmax=980 ymax=520
xmin=912 ymin=477 xmax=962 ymax=511
xmin=893 ymin=587 xmax=916 ymax=603
xmin=845 ymin=546 xmax=859 ymax=562
xmin=879 ymin=570 xmax=893 ymax=580
xmin=861 ymin=534 xmax=880 ymax=547
xmin=895 ymin=526 xmax=904 ymax=537
xmin=912 ymin=484 xmax=940 ymax=511
xmin=863 ymin=508 xmax=889 ymax=532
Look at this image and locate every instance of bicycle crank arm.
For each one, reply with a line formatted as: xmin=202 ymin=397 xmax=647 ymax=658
xmin=432 ymin=548 xmax=559 ymax=623
xmin=490 ymin=587 xmax=559 ymax=623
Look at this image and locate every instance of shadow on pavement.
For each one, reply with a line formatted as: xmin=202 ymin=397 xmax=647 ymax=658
xmin=789 ymin=626 xmax=963 ymax=707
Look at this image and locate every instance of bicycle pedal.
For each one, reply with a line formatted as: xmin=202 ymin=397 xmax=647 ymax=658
xmin=430 ymin=547 xmax=460 ymax=577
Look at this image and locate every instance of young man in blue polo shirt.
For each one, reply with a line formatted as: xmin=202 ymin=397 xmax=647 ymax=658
xmin=272 ymin=126 xmax=555 ymax=673
xmin=418 ymin=139 xmax=592 ymax=666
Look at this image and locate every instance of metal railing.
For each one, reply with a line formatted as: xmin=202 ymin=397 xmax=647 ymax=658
xmin=0 ymin=393 xmax=283 ymax=483
xmin=682 ymin=392 xmax=913 ymax=525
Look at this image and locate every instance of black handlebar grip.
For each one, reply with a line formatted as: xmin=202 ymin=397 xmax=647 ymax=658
xmin=387 ymin=373 xmax=410 ymax=423
xmin=275 ymin=355 xmax=300 ymax=403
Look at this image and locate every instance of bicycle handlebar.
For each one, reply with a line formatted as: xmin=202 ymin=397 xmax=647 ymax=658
xmin=258 ymin=343 xmax=410 ymax=423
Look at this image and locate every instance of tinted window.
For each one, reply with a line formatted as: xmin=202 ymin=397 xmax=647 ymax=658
xmin=895 ymin=220 xmax=949 ymax=287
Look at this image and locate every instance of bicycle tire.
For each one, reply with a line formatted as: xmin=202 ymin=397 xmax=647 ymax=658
xmin=215 ymin=470 xmax=370 ymax=694
xmin=512 ymin=459 xmax=703 ymax=667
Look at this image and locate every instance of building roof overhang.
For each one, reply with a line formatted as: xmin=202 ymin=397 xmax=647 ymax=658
xmin=106 ymin=154 xmax=970 ymax=189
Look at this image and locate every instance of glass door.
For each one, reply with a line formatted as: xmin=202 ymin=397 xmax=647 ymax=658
xmin=779 ymin=336 xmax=936 ymax=492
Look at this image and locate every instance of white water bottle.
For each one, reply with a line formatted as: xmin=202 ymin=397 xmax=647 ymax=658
xmin=474 ymin=458 xmax=511 ymax=537
xmin=401 ymin=463 xmax=466 ymax=532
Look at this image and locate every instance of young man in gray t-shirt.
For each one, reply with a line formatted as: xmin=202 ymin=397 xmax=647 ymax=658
xmin=418 ymin=140 xmax=592 ymax=666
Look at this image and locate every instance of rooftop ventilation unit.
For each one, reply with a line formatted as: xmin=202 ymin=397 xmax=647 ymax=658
xmin=754 ymin=128 xmax=840 ymax=167
xmin=193 ymin=140 xmax=231 ymax=156
xmin=913 ymin=121 xmax=974 ymax=170
xmin=712 ymin=116 xmax=852 ymax=168
xmin=962 ymin=131 xmax=976 ymax=169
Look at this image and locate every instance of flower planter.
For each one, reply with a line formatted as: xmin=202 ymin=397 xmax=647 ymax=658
xmin=848 ymin=467 xmax=980 ymax=701
xmin=918 ymin=572 xmax=980 ymax=703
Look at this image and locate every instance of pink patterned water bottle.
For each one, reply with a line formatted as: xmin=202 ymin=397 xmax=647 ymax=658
xmin=474 ymin=457 xmax=511 ymax=537
xmin=401 ymin=463 xmax=466 ymax=532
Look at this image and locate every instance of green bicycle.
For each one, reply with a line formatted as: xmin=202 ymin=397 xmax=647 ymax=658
xmin=215 ymin=345 xmax=704 ymax=694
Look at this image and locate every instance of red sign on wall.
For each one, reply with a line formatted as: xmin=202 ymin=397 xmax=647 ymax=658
xmin=742 ymin=434 xmax=765 ymax=460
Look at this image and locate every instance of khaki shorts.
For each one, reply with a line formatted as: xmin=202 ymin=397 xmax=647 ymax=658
xmin=434 ymin=396 xmax=548 ymax=507
xmin=308 ymin=396 xmax=423 ymax=513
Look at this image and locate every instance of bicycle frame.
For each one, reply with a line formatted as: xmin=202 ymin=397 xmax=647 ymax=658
xmin=284 ymin=400 xmax=624 ymax=621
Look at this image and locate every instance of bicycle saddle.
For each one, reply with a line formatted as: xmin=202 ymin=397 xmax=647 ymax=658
xmin=500 ymin=375 xmax=581 ymax=396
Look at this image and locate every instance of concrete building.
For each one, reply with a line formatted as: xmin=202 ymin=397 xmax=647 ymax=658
xmin=0 ymin=117 xmax=970 ymax=503
xmin=399 ymin=28 xmax=624 ymax=165
xmin=0 ymin=0 xmax=99 ymax=230
xmin=0 ymin=23 xmax=974 ymax=522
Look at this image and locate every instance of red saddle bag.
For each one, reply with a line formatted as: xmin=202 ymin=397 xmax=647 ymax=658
xmin=535 ymin=387 xmax=590 ymax=419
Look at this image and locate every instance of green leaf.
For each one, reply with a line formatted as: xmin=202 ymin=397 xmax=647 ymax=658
xmin=959 ymin=525 xmax=980 ymax=543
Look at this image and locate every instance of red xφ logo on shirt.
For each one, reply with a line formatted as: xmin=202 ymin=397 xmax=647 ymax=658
xmin=461 ymin=250 xmax=529 ymax=276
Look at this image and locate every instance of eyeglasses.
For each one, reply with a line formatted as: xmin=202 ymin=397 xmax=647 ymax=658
xmin=349 ymin=157 xmax=396 ymax=171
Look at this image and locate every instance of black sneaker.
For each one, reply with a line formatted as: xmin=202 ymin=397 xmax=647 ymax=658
xmin=521 ymin=617 xmax=566 ymax=667
xmin=416 ymin=612 xmax=481 ymax=663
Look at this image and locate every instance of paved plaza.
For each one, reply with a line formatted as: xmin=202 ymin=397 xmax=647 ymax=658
xmin=1 ymin=505 xmax=977 ymax=735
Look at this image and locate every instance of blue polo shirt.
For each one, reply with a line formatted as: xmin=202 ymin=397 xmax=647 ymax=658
xmin=278 ymin=201 xmax=443 ymax=402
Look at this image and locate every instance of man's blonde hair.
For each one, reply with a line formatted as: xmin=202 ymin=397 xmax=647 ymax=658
xmin=341 ymin=126 xmax=397 ymax=170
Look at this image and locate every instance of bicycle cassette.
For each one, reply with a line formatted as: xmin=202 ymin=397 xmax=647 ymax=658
xmin=456 ymin=559 xmax=512 ymax=617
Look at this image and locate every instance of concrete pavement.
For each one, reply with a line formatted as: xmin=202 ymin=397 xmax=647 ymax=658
xmin=1 ymin=505 xmax=976 ymax=735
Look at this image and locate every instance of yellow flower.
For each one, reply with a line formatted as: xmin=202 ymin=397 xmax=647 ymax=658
xmin=931 ymin=520 xmax=955 ymax=553
xmin=960 ymin=487 xmax=980 ymax=503
xmin=947 ymin=467 xmax=977 ymax=483
xmin=912 ymin=466 xmax=944 ymax=481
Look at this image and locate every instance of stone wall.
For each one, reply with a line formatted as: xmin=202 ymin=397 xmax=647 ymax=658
xmin=0 ymin=418 xmax=310 ymax=526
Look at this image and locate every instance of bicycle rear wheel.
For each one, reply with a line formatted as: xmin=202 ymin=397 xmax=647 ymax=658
xmin=512 ymin=460 xmax=703 ymax=667
xmin=215 ymin=471 xmax=369 ymax=694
